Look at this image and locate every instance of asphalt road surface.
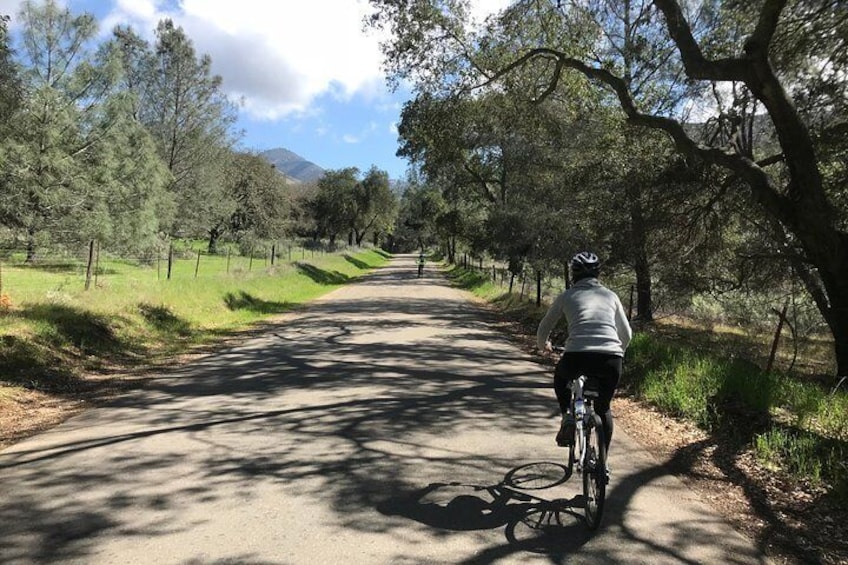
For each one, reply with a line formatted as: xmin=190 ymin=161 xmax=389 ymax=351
xmin=0 ymin=254 xmax=770 ymax=564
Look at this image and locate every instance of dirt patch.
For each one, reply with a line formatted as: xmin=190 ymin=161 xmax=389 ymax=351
xmin=0 ymin=388 xmax=86 ymax=450
xmin=614 ymin=396 xmax=847 ymax=564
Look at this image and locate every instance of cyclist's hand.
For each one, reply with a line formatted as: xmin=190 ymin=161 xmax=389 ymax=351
xmin=544 ymin=341 xmax=553 ymax=353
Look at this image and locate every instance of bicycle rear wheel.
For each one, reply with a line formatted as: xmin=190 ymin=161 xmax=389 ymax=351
xmin=582 ymin=414 xmax=607 ymax=530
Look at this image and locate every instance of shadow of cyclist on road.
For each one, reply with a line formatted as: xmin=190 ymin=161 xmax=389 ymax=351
xmin=378 ymin=462 xmax=590 ymax=557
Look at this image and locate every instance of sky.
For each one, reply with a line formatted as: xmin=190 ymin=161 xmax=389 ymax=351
xmin=1 ymin=0 xmax=513 ymax=180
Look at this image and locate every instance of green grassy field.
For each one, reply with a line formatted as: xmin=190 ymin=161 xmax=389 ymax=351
xmin=0 ymin=247 xmax=390 ymax=397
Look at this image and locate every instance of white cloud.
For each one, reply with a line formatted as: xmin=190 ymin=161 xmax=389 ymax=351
xmin=101 ymin=0 xmax=391 ymax=120
xmin=2 ymin=0 xmax=514 ymax=120
xmin=342 ymin=134 xmax=360 ymax=144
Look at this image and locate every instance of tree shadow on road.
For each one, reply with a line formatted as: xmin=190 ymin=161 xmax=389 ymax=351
xmin=0 ymin=263 xmax=772 ymax=563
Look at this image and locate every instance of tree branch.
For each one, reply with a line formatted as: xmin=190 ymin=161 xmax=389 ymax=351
xmin=651 ymin=0 xmax=748 ymax=81
xmin=745 ymin=0 xmax=788 ymax=59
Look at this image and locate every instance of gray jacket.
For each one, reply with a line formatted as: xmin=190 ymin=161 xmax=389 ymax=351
xmin=536 ymin=278 xmax=632 ymax=356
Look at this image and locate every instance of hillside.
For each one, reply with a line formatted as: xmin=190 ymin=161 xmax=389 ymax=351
xmin=260 ymin=148 xmax=326 ymax=183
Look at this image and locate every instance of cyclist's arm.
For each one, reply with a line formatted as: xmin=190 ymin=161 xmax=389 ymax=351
xmin=613 ymin=295 xmax=632 ymax=350
xmin=537 ymin=294 xmax=566 ymax=351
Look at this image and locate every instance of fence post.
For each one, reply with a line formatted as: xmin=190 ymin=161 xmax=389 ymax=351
xmin=94 ymin=240 xmax=101 ymax=288
xmin=194 ymin=250 xmax=201 ymax=278
xmin=271 ymin=244 xmax=276 ymax=266
xmin=227 ymin=248 xmax=231 ymax=273
xmin=492 ymin=264 xmax=496 ymax=283
xmin=85 ymin=240 xmax=95 ymax=290
xmin=249 ymin=249 xmax=254 ymax=271
xmin=167 ymin=243 xmax=173 ymax=280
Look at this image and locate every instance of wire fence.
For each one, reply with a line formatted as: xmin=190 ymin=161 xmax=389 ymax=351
xmin=0 ymin=239 xmax=359 ymax=298
xmin=455 ymin=251 xmax=636 ymax=316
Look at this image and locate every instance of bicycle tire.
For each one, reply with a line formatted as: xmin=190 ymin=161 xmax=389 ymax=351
xmin=582 ymin=413 xmax=607 ymax=530
xmin=504 ymin=462 xmax=570 ymax=490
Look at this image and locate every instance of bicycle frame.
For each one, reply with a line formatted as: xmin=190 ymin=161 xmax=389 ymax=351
xmin=570 ymin=374 xmax=596 ymax=472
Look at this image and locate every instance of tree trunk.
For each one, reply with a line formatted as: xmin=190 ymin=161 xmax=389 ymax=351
xmin=810 ymin=243 xmax=848 ymax=378
xmin=207 ymin=228 xmax=221 ymax=255
xmin=626 ymin=183 xmax=653 ymax=321
xmin=25 ymin=228 xmax=37 ymax=263
xmin=536 ymin=270 xmax=542 ymax=307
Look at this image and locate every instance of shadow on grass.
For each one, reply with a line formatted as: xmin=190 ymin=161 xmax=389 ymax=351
xmin=19 ymin=304 xmax=125 ymax=356
xmin=223 ymin=292 xmax=291 ymax=315
xmin=138 ymin=303 xmax=192 ymax=337
xmin=0 ymin=335 xmax=83 ymax=393
xmin=374 ymin=248 xmax=392 ymax=259
xmin=445 ymin=265 xmax=496 ymax=291
xmin=0 ymin=304 xmax=148 ymax=394
xmin=295 ymin=262 xmax=350 ymax=285
xmin=343 ymin=254 xmax=370 ymax=270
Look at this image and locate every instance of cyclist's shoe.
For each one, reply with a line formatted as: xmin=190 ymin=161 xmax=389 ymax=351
xmin=555 ymin=415 xmax=575 ymax=447
xmin=604 ymin=465 xmax=611 ymax=484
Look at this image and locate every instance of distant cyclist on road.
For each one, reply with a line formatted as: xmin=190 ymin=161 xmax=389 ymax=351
xmin=536 ymin=251 xmax=632 ymax=460
xmin=417 ymin=251 xmax=425 ymax=278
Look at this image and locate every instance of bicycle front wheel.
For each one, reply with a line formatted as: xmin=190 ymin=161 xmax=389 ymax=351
xmin=582 ymin=414 xmax=607 ymax=530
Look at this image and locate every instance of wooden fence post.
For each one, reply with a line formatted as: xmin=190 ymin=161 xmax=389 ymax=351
xmin=94 ymin=240 xmax=101 ymax=288
xmin=194 ymin=250 xmax=201 ymax=278
xmin=167 ymin=243 xmax=173 ymax=280
xmin=85 ymin=240 xmax=95 ymax=290
xmin=271 ymin=244 xmax=276 ymax=266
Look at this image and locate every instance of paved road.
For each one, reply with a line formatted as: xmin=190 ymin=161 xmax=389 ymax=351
xmin=0 ymin=255 xmax=769 ymax=564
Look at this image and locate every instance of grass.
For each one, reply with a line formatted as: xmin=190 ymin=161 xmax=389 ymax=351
xmin=0 ymin=248 xmax=389 ymax=397
xmin=443 ymin=261 xmax=848 ymax=499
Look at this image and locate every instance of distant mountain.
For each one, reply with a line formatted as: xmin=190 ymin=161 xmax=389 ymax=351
xmin=260 ymin=148 xmax=326 ymax=184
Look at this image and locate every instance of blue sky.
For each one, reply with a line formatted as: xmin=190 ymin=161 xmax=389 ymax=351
xmin=1 ymin=0 xmax=512 ymax=180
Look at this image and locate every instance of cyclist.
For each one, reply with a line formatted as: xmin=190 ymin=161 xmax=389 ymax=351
xmin=417 ymin=251 xmax=425 ymax=277
xmin=536 ymin=251 xmax=632 ymax=463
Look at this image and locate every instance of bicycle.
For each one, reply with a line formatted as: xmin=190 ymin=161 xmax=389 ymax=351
xmin=553 ymin=348 xmax=608 ymax=530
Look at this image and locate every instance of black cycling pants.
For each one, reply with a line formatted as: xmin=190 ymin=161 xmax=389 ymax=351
xmin=554 ymin=352 xmax=622 ymax=452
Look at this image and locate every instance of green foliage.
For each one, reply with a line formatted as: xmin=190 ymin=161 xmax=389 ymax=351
xmin=308 ymin=166 xmax=399 ymax=246
xmin=754 ymin=427 xmax=847 ymax=495
xmin=626 ymin=331 xmax=848 ymax=495
xmin=224 ymin=151 xmax=291 ymax=245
